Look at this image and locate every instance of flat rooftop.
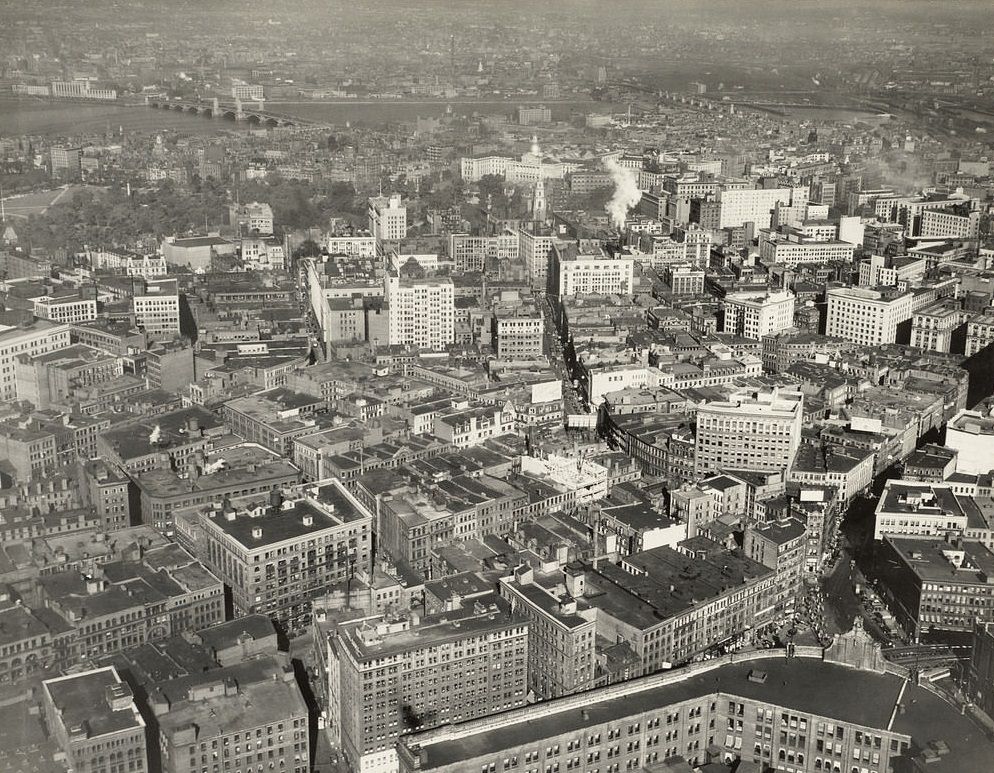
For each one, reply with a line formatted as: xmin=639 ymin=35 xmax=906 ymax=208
xmin=949 ymin=409 xmax=994 ymax=436
xmin=43 ymin=667 xmax=143 ymax=738
xmin=410 ymin=656 xmax=904 ymax=770
xmin=154 ymin=657 xmax=305 ymax=739
xmin=340 ymin=593 xmax=522 ymax=661
xmin=586 ymin=547 xmax=772 ymax=627
xmin=886 ymin=536 xmax=994 ymax=585
xmin=136 ymin=452 xmax=299 ymax=499
xmin=100 ymin=405 xmax=222 ymax=461
xmin=600 ymin=502 xmax=679 ymax=532
xmin=206 ymin=486 xmax=369 ymax=548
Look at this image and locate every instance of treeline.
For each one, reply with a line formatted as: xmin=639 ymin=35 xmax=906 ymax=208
xmin=14 ymin=176 xmax=366 ymax=254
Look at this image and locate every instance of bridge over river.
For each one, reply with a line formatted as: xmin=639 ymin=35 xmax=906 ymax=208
xmin=145 ymin=96 xmax=321 ymax=127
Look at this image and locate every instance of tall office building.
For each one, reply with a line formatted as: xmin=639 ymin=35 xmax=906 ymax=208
xmin=553 ymin=243 xmax=634 ymax=297
xmin=133 ymin=278 xmax=182 ymax=343
xmin=518 ymin=228 xmax=557 ymax=290
xmin=517 ymin=105 xmax=552 ymax=125
xmin=448 ymin=233 xmax=519 ymax=272
xmin=717 ymin=186 xmax=807 ymax=229
xmin=722 ymin=290 xmax=796 ymax=340
xmin=229 ymin=201 xmax=274 ymax=235
xmin=825 ymin=286 xmax=914 ymax=347
xmin=384 ymin=274 xmax=454 ymax=350
xmin=326 ymin=593 xmax=529 ymax=773
xmin=499 ymin=565 xmax=597 ymax=699
xmin=694 ymin=388 xmax=804 ymax=475
xmin=231 ymin=83 xmax=265 ymax=101
xmin=493 ymin=308 xmax=544 ymax=360
xmin=50 ymin=146 xmax=83 ymax=180
xmin=369 ymin=195 xmax=408 ymax=242
xmin=0 ymin=320 xmax=72 ymax=402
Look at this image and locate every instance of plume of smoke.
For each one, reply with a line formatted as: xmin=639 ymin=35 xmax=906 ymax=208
xmin=603 ymin=157 xmax=642 ymax=229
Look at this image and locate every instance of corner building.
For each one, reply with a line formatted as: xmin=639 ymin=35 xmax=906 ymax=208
xmin=397 ymin=626 xmax=992 ymax=773
xmin=198 ymin=480 xmax=372 ymax=635
xmin=694 ymin=389 xmax=804 ymax=475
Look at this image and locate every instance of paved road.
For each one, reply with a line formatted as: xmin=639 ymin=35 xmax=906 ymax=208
xmin=312 ymin=728 xmax=350 ymax=773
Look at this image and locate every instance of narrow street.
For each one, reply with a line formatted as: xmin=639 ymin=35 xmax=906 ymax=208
xmin=819 ymin=470 xmax=896 ymax=643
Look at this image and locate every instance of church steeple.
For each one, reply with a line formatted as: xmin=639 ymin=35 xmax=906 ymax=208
xmin=532 ymin=177 xmax=546 ymax=223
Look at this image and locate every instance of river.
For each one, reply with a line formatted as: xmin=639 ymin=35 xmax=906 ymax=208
xmin=0 ymin=98 xmax=615 ymax=138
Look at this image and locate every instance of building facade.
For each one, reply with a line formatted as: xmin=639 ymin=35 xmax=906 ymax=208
xmin=694 ymin=389 xmax=804 ymax=475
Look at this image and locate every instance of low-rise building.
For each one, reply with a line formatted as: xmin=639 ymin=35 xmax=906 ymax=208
xmin=878 ymin=535 xmax=994 ymax=640
xmin=944 ymin=408 xmax=994 ymax=476
xmin=153 ymin=656 xmax=309 ymax=773
xmin=43 ymin=667 xmax=148 ymax=773
xmin=872 ymin=480 xmax=975 ymax=541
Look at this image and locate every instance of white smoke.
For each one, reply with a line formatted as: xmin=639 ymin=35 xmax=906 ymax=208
xmin=603 ymin=157 xmax=642 ymax=229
